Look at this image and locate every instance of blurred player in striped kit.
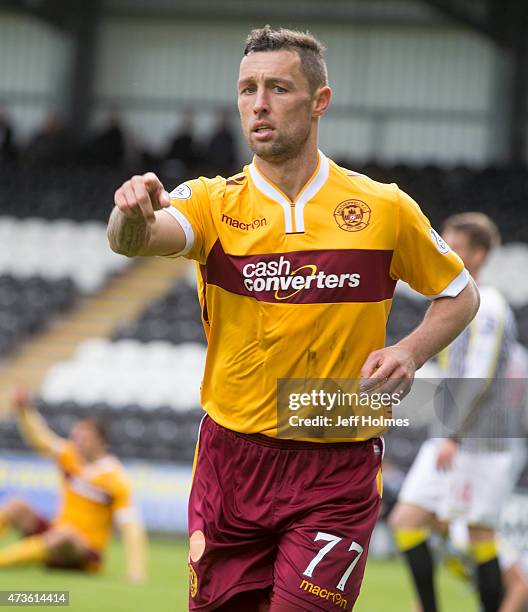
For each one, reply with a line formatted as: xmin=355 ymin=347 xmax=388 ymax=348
xmin=390 ymin=213 xmax=523 ymax=612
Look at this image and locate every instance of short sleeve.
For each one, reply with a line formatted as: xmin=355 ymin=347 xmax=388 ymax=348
xmin=162 ymin=177 xmax=219 ymax=264
xmin=109 ymin=473 xmax=137 ymax=524
xmin=54 ymin=441 xmax=79 ymax=473
xmin=390 ymin=188 xmax=469 ymax=299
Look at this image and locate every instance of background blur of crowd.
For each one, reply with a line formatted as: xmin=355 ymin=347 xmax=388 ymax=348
xmin=0 ymin=106 xmax=238 ymax=177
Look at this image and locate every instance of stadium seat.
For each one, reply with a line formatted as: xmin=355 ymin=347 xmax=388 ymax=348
xmin=40 ymin=339 xmax=206 ymax=411
xmin=0 ymin=216 xmax=130 ymax=293
xmin=113 ymin=279 xmax=206 ymax=345
xmin=0 ymin=274 xmax=77 ymax=357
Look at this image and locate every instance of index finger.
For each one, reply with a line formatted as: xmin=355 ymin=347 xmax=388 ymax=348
xmin=143 ymin=172 xmax=163 ymax=194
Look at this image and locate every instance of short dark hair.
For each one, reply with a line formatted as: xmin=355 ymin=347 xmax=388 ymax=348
xmin=442 ymin=212 xmax=501 ymax=252
xmin=79 ymin=418 xmax=109 ymax=445
xmin=244 ymin=25 xmax=328 ymax=93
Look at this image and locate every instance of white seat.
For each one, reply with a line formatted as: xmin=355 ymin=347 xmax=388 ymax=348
xmin=0 ymin=217 xmax=131 ymax=291
xmin=75 ymin=338 xmax=112 ymax=363
xmin=41 ymin=363 xmax=84 ymax=403
xmin=111 ymin=340 xmax=145 ymax=367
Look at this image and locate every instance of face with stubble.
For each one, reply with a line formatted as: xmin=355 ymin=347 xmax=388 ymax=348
xmin=237 ymin=50 xmax=325 ymax=163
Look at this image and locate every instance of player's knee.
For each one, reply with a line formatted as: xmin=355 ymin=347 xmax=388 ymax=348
xmin=389 ymin=503 xmax=431 ymax=531
xmin=388 ymin=503 xmax=414 ymax=530
xmin=44 ymin=527 xmax=76 ymax=553
xmin=387 ymin=504 xmax=402 ymax=530
xmin=467 ymin=525 xmax=495 ymax=543
xmin=2 ymin=496 xmax=31 ymax=519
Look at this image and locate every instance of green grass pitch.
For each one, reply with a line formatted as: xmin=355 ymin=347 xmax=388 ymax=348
xmin=0 ymin=536 xmax=475 ymax=611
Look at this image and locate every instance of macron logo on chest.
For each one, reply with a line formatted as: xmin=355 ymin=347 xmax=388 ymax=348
xmin=221 ymin=213 xmax=267 ymax=231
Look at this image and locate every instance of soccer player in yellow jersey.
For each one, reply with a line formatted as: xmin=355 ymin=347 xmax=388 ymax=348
xmin=0 ymin=388 xmax=146 ymax=582
xmin=108 ymin=26 xmax=479 ymax=611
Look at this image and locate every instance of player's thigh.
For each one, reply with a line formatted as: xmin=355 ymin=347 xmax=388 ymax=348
xmin=444 ymin=451 xmax=513 ymax=527
xmin=1 ymin=497 xmax=49 ymax=534
xmin=188 ymin=418 xmax=277 ymax=609
xmin=189 ymin=534 xmax=276 ymax=610
xmin=273 ymin=499 xmax=381 ymax=611
xmin=397 ymin=439 xmax=446 ymax=515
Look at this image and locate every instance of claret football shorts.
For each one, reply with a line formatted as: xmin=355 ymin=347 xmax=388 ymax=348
xmin=188 ymin=415 xmax=383 ymax=611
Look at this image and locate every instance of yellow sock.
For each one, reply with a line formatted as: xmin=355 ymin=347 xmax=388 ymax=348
xmin=0 ymin=535 xmax=47 ymax=568
xmin=394 ymin=528 xmax=430 ymax=552
xmin=469 ymin=540 xmax=498 ymax=565
xmin=445 ymin=555 xmax=471 ymax=582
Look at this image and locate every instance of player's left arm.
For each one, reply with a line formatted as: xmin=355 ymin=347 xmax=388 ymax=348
xmin=360 ymin=188 xmax=479 ymax=397
xmin=12 ymin=387 xmax=66 ymax=456
xmin=118 ymin=517 xmax=147 ymax=583
xmin=361 ymin=280 xmax=479 ymax=396
xmin=112 ymin=480 xmax=147 ymax=583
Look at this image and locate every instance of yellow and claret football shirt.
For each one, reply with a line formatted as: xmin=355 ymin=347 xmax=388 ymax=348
xmin=52 ymin=442 xmax=135 ymax=552
xmin=165 ymin=151 xmax=469 ymax=438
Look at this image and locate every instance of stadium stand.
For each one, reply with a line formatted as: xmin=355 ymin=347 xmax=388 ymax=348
xmin=0 ymin=274 xmax=76 ymax=358
xmin=40 ymin=339 xmax=205 ymax=409
xmin=113 ymin=280 xmax=206 ymax=345
xmin=0 ymin=163 xmax=125 ymax=222
xmin=0 ymin=216 xmax=130 ymax=359
xmin=0 ymin=216 xmax=130 ymax=290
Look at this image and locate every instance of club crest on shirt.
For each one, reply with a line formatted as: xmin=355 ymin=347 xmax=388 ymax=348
xmin=189 ymin=563 xmax=198 ymax=597
xmin=334 ymin=200 xmax=371 ymax=232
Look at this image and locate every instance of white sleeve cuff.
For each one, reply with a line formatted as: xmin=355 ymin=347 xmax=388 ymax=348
xmin=162 ymin=207 xmax=195 ymax=257
xmin=115 ymin=507 xmax=139 ymax=525
xmin=428 ymin=268 xmax=470 ymax=300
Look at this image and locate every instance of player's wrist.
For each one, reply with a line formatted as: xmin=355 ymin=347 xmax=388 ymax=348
xmin=393 ymin=340 xmax=421 ymax=371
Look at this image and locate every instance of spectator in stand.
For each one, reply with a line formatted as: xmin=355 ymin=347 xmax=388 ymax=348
xmin=26 ymin=113 xmax=71 ymax=165
xmin=0 ymin=108 xmax=16 ymax=163
xmin=85 ymin=110 xmax=126 ymax=167
xmin=165 ymin=110 xmax=201 ymax=174
xmin=204 ymin=110 xmax=237 ymax=176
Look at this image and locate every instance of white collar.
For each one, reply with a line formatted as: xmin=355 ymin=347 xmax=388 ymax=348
xmin=248 ymin=150 xmax=330 ymax=234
